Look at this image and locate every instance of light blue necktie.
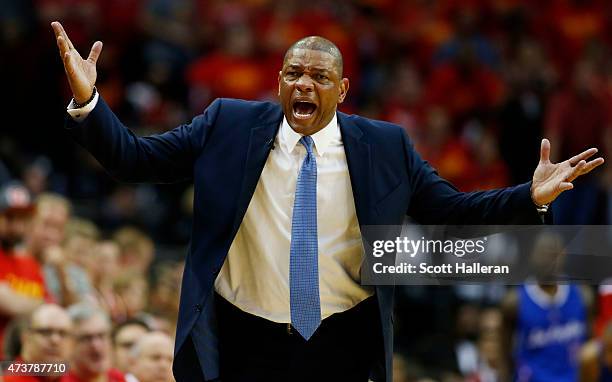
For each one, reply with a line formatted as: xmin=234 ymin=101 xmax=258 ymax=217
xmin=290 ymin=135 xmax=321 ymax=340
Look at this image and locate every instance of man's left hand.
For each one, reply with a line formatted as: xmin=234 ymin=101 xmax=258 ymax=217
xmin=531 ymin=138 xmax=605 ymax=206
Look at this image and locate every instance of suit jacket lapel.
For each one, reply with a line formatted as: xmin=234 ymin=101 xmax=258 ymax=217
xmin=231 ymin=106 xmax=283 ymax=234
xmin=338 ymin=112 xmax=373 ymax=226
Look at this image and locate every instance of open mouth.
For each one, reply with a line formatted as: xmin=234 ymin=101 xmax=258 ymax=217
xmin=292 ymin=101 xmax=317 ymax=119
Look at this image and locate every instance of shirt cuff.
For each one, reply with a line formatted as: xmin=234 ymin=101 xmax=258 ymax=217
xmin=66 ymin=91 xmax=99 ymax=122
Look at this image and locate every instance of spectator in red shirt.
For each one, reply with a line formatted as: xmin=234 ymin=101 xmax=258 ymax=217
xmin=63 ymin=304 xmax=125 ymax=382
xmin=417 ymin=106 xmax=475 ymax=191
xmin=186 ymin=24 xmax=273 ymax=111
xmin=463 ymin=129 xmax=510 ymax=191
xmin=545 ymin=0 xmax=607 ymax=77
xmin=0 ymin=182 xmax=47 ymax=359
xmin=389 ymin=0 xmax=453 ymax=70
xmin=382 ymin=60 xmax=425 ymax=135
xmin=424 ymin=43 xmax=505 ymax=126
xmin=3 ymin=304 xmax=73 ymax=382
xmin=0 ymin=182 xmax=36 ymax=254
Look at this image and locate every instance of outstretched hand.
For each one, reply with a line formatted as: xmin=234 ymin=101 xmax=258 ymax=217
xmin=51 ymin=21 xmax=102 ymax=104
xmin=531 ymin=139 xmax=604 ymax=206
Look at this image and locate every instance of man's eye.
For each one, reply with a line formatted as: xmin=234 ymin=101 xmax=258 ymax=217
xmin=316 ymin=74 xmax=328 ymax=81
xmin=286 ymin=71 xmax=299 ymax=78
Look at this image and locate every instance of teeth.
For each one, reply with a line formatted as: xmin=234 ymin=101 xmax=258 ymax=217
xmin=293 ymin=101 xmax=315 ymax=118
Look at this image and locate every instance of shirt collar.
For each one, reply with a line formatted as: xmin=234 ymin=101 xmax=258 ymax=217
xmin=280 ymin=113 xmax=339 ymax=157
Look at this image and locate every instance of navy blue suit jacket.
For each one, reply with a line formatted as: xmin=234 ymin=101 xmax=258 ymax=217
xmin=66 ymin=97 xmax=543 ymax=381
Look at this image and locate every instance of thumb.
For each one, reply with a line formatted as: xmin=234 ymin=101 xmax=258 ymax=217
xmin=87 ymin=41 xmax=103 ymax=64
xmin=559 ymin=182 xmax=573 ymax=192
xmin=540 ymin=138 xmax=551 ymax=163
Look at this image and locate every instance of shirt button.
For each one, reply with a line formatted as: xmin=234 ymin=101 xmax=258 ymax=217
xmin=194 ymin=304 xmax=202 ymax=312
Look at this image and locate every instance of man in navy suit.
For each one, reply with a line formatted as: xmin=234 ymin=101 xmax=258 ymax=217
xmin=51 ymin=22 xmax=603 ymax=382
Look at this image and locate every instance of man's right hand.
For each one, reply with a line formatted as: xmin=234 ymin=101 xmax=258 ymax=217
xmin=51 ymin=21 xmax=102 ymax=104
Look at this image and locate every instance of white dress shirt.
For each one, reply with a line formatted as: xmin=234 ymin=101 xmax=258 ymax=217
xmin=215 ymin=114 xmax=373 ymax=322
xmin=68 ymin=98 xmax=373 ymax=323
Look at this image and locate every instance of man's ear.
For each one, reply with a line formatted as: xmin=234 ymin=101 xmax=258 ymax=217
xmin=338 ymin=78 xmax=349 ymax=104
xmin=277 ymin=71 xmax=282 ymax=97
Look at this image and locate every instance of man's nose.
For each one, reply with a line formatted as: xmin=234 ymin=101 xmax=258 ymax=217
xmin=295 ymin=74 xmax=314 ymax=92
xmin=48 ymin=333 xmax=61 ymax=344
xmin=48 ymin=331 xmax=67 ymax=346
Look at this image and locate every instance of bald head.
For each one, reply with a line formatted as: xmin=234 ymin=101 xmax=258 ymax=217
xmin=131 ymin=331 xmax=173 ymax=357
xmin=22 ymin=303 xmax=72 ymax=363
xmin=29 ymin=303 xmax=70 ymax=326
xmin=130 ymin=331 xmax=174 ymax=382
xmin=284 ymin=36 xmax=343 ymax=77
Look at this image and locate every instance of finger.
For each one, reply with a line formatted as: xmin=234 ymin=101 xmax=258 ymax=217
xmin=580 ymin=157 xmax=605 ymax=175
xmin=51 ymin=21 xmax=74 ymax=50
xmin=56 ymin=36 xmax=70 ymax=57
xmin=63 ymin=52 xmax=72 ymax=74
xmin=540 ymin=139 xmax=551 ymax=164
xmin=559 ymin=182 xmax=574 ymax=192
xmin=87 ymin=41 xmax=103 ymax=64
xmin=57 ymin=22 xmax=74 ymax=50
xmin=64 ymin=52 xmax=78 ymax=78
xmin=566 ymin=157 xmax=605 ymax=181
xmin=566 ymin=160 xmax=586 ymax=182
xmin=569 ymin=147 xmax=598 ymax=166
xmin=50 ymin=21 xmax=63 ymax=39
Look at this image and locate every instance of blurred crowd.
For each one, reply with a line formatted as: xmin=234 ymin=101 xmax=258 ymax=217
xmin=1 ymin=0 xmax=612 ymax=381
xmin=0 ymin=182 xmax=179 ymax=381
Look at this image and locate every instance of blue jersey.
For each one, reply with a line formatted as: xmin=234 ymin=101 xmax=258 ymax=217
xmin=515 ymin=284 xmax=586 ymax=382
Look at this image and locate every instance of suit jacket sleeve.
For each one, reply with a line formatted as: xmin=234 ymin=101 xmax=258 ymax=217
xmin=64 ymin=96 xmax=221 ymax=183
xmin=402 ymin=129 xmax=544 ymax=224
